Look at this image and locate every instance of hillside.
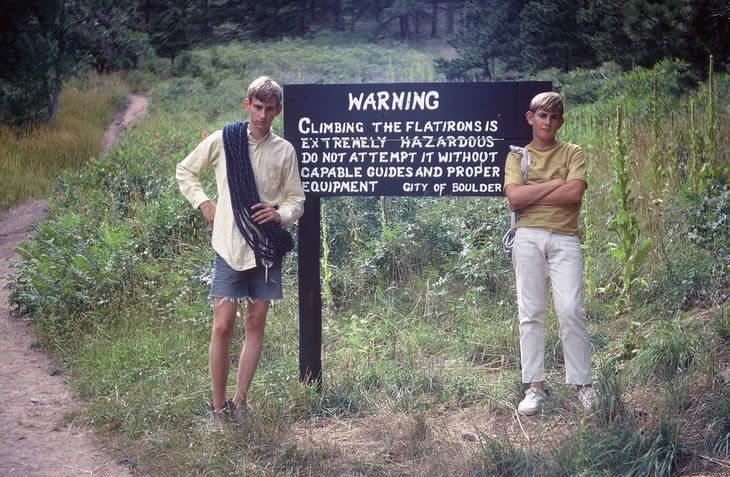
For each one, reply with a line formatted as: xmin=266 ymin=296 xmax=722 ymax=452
xmin=5 ymin=36 xmax=730 ymax=476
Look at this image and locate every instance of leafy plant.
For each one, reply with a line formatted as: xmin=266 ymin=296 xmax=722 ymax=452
xmin=8 ymin=213 xmax=138 ymax=326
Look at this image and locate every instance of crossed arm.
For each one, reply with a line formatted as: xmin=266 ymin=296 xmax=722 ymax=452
xmin=505 ymin=178 xmax=586 ymax=212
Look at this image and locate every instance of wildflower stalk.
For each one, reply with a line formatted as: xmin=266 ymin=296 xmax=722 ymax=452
xmin=650 ymin=74 xmax=663 ymax=193
xmin=706 ymin=55 xmax=717 ymax=171
xmin=688 ymin=99 xmax=702 ymax=192
xmin=609 ymin=105 xmax=652 ymax=308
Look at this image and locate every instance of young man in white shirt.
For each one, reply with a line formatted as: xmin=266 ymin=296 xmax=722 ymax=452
xmin=176 ymin=76 xmax=305 ymax=427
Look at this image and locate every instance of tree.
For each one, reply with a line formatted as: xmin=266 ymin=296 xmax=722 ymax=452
xmin=342 ymin=0 xmax=390 ymax=34
xmin=1 ymin=0 xmax=150 ymax=125
xmin=220 ymin=0 xmax=309 ymax=39
xmin=0 ymin=1 xmax=89 ymax=125
xmin=669 ymin=0 xmax=730 ymax=74
xmin=622 ymin=0 xmax=688 ymax=69
xmin=579 ymin=0 xmax=729 ymax=75
xmin=146 ymin=0 xmax=192 ymax=64
xmin=577 ymin=0 xmax=634 ymax=69
xmin=427 ymin=0 xmax=466 ymax=38
xmin=435 ymin=0 xmax=524 ymax=81
xmin=379 ymin=0 xmax=424 ymax=39
xmin=516 ymin=0 xmax=594 ymax=73
xmin=76 ymin=1 xmax=150 ymax=73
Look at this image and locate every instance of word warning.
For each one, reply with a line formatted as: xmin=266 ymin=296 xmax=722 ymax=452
xmin=283 ymin=81 xmax=550 ymax=197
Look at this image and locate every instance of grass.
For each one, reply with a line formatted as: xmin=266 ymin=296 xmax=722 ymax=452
xmin=5 ymin=34 xmax=730 ymax=476
xmin=0 ymin=73 xmax=130 ymax=210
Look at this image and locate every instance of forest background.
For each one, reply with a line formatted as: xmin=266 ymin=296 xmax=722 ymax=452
xmin=1 ymin=0 xmax=730 ymax=475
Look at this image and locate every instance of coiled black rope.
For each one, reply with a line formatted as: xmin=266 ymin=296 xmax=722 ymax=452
xmin=222 ymin=121 xmax=294 ymax=270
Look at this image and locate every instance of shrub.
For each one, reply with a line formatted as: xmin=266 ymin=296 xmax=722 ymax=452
xmin=596 ymin=59 xmax=698 ymax=118
xmin=9 ymin=213 xmax=138 ymax=326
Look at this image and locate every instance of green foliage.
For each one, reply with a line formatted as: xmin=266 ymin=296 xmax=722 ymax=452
xmin=702 ymin=56 xmax=727 ymax=185
xmin=435 ymin=0 xmax=521 ymax=81
xmin=0 ymin=74 xmax=128 ymax=209
xmin=0 ymin=1 xmax=68 ymax=125
xmin=533 ymin=62 xmax=623 ymax=105
xmin=468 ymin=410 xmax=685 ymax=476
xmin=443 ymin=0 xmax=728 ymax=81
xmin=9 ymin=213 xmax=138 ymax=325
xmin=595 ymin=59 xmax=697 ymax=118
xmin=686 ymin=185 xmax=730 ymax=264
xmin=576 ymin=0 xmax=633 ymax=68
xmin=0 ymin=0 xmax=149 ymax=126
xmin=637 ymin=184 xmax=729 ymax=312
xmin=74 ymin=1 xmax=151 ymax=73
xmin=7 ymin=107 xmax=206 ymax=333
xmin=147 ymin=0 xmax=192 ymax=64
xmin=322 ymin=196 xmax=513 ymax=309
xmin=516 ymin=0 xmax=593 ymax=74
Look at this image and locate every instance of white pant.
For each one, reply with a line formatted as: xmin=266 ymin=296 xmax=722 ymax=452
xmin=512 ymin=227 xmax=592 ymax=385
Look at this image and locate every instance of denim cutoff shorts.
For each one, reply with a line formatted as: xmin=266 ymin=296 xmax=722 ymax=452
xmin=209 ymin=253 xmax=283 ymax=303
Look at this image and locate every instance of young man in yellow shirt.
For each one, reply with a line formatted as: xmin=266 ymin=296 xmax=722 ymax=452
xmin=504 ymin=92 xmax=596 ymax=416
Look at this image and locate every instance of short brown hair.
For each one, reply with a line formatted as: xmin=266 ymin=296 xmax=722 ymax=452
xmin=247 ymin=76 xmax=283 ymax=106
xmin=529 ymin=92 xmax=564 ymax=117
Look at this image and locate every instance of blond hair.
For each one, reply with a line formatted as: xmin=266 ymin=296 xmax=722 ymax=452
xmin=247 ymin=76 xmax=283 ymax=106
xmin=529 ymin=92 xmax=564 ymax=117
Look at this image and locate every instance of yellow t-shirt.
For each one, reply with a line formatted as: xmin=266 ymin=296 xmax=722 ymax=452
xmin=504 ymin=142 xmax=586 ymax=235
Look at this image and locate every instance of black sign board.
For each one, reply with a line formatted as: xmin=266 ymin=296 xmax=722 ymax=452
xmin=284 ymin=81 xmax=551 ymax=197
xmin=289 ymin=80 xmax=553 ymax=386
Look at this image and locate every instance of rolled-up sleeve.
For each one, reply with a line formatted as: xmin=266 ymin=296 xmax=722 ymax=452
xmin=176 ymin=132 xmax=222 ymax=210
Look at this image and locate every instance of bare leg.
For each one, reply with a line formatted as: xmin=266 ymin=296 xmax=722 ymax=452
xmin=232 ymin=300 xmax=269 ymax=406
xmin=209 ymin=299 xmax=238 ymax=411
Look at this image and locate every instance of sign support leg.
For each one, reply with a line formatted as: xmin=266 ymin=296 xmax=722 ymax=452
xmin=297 ymin=196 xmax=322 ymax=387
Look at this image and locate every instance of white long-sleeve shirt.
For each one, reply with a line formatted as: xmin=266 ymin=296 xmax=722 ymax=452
xmin=176 ymin=128 xmax=305 ymax=271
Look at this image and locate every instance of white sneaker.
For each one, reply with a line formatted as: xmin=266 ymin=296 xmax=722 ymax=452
xmin=518 ymin=387 xmax=546 ymax=416
xmin=577 ymin=386 xmax=598 ymax=411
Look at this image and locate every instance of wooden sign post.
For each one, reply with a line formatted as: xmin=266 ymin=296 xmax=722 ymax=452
xmin=284 ymin=81 xmax=551 ymax=384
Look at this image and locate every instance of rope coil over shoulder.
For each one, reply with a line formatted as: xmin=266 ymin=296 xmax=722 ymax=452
xmin=501 ymin=145 xmax=530 ymax=254
xmin=222 ymin=121 xmax=294 ymax=279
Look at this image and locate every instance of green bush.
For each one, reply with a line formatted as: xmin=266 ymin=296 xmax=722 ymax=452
xmin=534 ymin=62 xmax=623 ymax=105
xmin=686 ymin=184 xmax=730 ymax=271
xmin=9 ymin=213 xmax=138 ymax=325
xmin=596 ymin=59 xmax=698 ymax=118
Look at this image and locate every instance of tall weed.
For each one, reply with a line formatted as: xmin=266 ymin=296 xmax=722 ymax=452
xmin=607 ymin=105 xmax=652 ymax=308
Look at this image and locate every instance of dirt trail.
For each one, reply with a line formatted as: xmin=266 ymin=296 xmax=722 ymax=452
xmin=0 ymin=94 xmax=149 ymax=476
